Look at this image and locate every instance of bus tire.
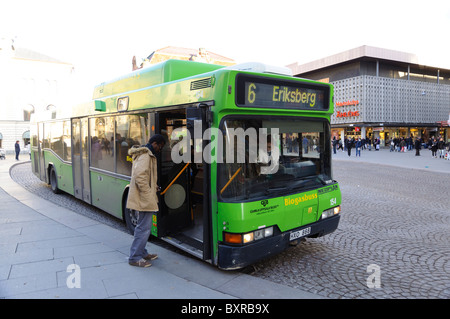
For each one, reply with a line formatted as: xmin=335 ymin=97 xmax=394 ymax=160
xmin=124 ymin=207 xmax=139 ymax=235
xmin=49 ymin=166 xmax=61 ymax=194
xmin=123 ymin=191 xmax=138 ymax=234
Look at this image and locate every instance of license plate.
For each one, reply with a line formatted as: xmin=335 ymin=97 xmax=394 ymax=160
xmin=290 ymin=227 xmax=311 ymax=241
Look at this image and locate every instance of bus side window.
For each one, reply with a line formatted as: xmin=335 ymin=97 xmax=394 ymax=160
xmin=90 ymin=117 xmax=114 ymax=171
xmin=115 ymin=114 xmax=149 ymax=176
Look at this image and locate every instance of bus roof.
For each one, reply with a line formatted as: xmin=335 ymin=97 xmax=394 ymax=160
xmin=93 ymin=59 xmax=225 ymax=99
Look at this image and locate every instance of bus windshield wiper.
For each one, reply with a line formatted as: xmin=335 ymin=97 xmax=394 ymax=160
xmin=288 ymin=176 xmax=320 ymax=191
xmin=265 ymin=186 xmax=288 ymax=195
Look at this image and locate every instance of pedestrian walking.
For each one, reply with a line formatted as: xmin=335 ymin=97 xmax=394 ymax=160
xmin=430 ymin=137 xmax=438 ymax=158
xmin=126 ymin=134 xmax=165 ymax=268
xmin=389 ymin=139 xmax=394 ymax=152
xmin=346 ymin=137 xmax=353 ymax=157
xmin=355 ymin=138 xmax=361 ymax=157
xmin=400 ymin=138 xmax=406 ymax=152
xmin=14 ymin=141 xmax=20 ymax=161
xmin=332 ymin=136 xmax=337 ymax=154
xmin=438 ymin=137 xmax=445 ymax=158
xmin=414 ymin=137 xmax=421 ymax=156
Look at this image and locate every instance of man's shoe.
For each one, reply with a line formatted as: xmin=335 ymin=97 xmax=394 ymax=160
xmin=129 ymin=258 xmax=152 ymax=268
xmin=143 ymin=253 xmax=158 ymax=261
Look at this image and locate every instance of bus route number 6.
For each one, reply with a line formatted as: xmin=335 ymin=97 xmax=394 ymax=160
xmin=247 ymin=83 xmax=256 ymax=104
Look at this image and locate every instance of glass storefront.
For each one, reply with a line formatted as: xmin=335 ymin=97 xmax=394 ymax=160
xmin=331 ymin=125 xmax=445 ymax=147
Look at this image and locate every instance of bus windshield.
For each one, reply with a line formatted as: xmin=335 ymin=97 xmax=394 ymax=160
xmin=218 ymin=117 xmax=332 ymax=201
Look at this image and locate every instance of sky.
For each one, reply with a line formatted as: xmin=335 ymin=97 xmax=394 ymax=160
xmin=2 ymin=0 xmax=450 ymax=101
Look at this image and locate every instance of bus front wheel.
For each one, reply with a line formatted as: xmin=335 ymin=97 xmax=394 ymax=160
xmin=124 ymin=203 xmax=138 ymax=234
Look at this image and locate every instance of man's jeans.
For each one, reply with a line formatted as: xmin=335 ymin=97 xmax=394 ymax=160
xmin=129 ymin=211 xmax=154 ymax=263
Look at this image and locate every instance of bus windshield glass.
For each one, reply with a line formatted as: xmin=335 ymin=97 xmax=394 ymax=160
xmin=218 ymin=117 xmax=332 ymax=201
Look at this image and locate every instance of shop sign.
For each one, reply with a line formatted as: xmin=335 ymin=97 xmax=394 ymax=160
xmin=336 ymin=110 xmax=360 ymax=118
xmin=336 ymin=100 xmax=359 ymax=107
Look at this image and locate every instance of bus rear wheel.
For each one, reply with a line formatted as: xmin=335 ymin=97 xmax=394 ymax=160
xmin=49 ymin=167 xmax=61 ymax=194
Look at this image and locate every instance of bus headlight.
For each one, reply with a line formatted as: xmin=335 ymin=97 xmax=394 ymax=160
xmin=224 ymin=226 xmax=274 ymax=245
xmin=243 ymin=232 xmax=254 ymax=243
xmin=321 ymin=206 xmax=340 ymax=219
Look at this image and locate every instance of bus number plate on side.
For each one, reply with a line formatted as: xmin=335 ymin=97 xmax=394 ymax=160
xmin=289 ymin=227 xmax=311 ymax=241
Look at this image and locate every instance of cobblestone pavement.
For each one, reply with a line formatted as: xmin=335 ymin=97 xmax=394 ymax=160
xmin=9 ymin=160 xmax=450 ymax=299
xmin=250 ymin=160 xmax=450 ymax=299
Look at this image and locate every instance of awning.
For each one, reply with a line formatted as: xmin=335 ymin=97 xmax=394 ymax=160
xmin=22 ymin=130 xmax=30 ymax=139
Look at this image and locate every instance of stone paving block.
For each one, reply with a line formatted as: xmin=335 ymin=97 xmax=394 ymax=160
xmin=0 ymin=243 xmax=18 ymax=256
xmin=54 ymin=242 xmax=115 ymax=259
xmin=0 ymin=204 xmax=47 ymax=224
xmin=19 ymin=222 xmax=82 ymax=242
xmin=0 ymin=264 xmax=11 ymax=281
xmin=0 ymin=272 xmax=57 ymax=298
xmin=55 ymin=262 xmax=131 ymax=291
xmin=74 ymin=251 xmax=128 ymax=268
xmin=4 ymin=281 xmax=109 ymax=299
xmin=154 ymin=247 xmax=241 ymax=290
xmin=101 ymin=264 xmax=230 ymax=299
xmin=0 ymin=247 xmax=54 ymax=267
xmin=9 ymin=256 xmax=74 ymax=279
xmin=109 ymin=293 xmax=138 ymax=299
xmin=134 ymin=280 xmax=233 ymax=299
xmin=0 ymin=226 xmax=22 ymax=237
xmin=34 ymin=205 xmax=101 ymax=229
xmin=16 ymin=235 xmax=97 ymax=253
xmin=76 ymin=223 xmax=134 ymax=249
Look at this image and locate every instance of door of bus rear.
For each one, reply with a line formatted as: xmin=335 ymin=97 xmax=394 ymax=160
xmin=37 ymin=123 xmax=46 ymax=181
xmin=71 ymin=118 xmax=91 ymax=204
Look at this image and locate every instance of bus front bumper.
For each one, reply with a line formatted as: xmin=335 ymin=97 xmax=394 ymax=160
xmin=217 ymin=215 xmax=340 ymax=270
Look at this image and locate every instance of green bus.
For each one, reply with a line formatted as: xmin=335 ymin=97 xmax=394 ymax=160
xmin=30 ymin=59 xmax=341 ymax=270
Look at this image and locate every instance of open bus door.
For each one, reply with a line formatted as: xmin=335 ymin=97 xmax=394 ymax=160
xmin=156 ymin=106 xmax=212 ymax=262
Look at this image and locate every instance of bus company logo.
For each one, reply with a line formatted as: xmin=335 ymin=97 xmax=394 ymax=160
xmin=250 ymin=203 xmax=279 ymax=214
xmin=285 ymin=193 xmax=318 ymax=206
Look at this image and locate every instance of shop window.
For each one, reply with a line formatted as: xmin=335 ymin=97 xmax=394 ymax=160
xmin=22 ymin=130 xmax=30 ymax=147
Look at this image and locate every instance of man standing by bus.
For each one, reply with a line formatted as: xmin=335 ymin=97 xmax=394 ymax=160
xmin=126 ymin=134 xmax=165 ymax=267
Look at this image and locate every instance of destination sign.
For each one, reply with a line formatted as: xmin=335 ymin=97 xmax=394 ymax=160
xmin=236 ymin=75 xmax=329 ymax=110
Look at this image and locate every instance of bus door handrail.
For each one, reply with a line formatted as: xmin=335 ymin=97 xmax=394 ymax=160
xmin=220 ymin=167 xmax=242 ymax=195
xmin=161 ymin=163 xmax=190 ymax=195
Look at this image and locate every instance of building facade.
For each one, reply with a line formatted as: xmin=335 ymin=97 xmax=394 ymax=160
xmin=0 ymin=37 xmax=74 ymax=154
xmin=288 ymin=46 xmax=450 ymax=145
xmin=132 ymin=46 xmax=235 ymax=71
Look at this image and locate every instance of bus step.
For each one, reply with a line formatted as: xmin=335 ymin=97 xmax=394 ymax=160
xmin=161 ymin=235 xmax=203 ymax=259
